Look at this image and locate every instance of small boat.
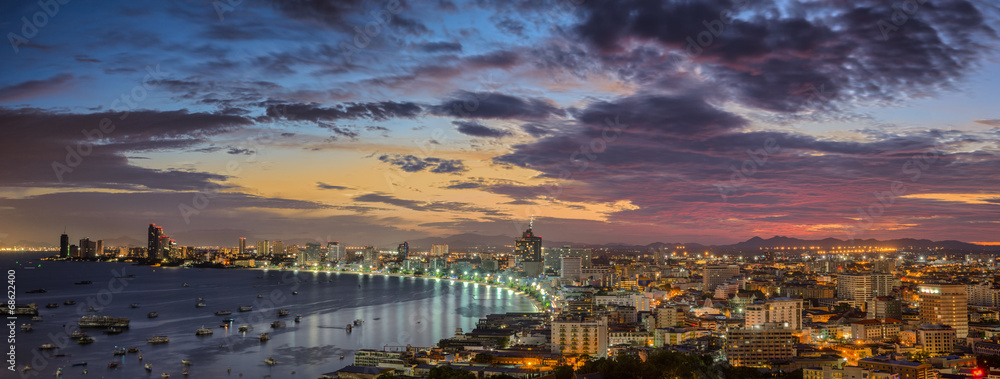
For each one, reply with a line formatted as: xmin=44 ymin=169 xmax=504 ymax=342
xmin=346 ymin=324 xmax=352 ymax=332
xmin=70 ymin=330 xmax=88 ymax=338
xmin=182 ymin=283 xmax=189 ymax=287
xmin=20 ymin=324 xmax=32 ymax=332
xmin=105 ymin=327 xmax=123 ymax=335
xmin=127 ymin=346 xmax=140 ymax=353
xmin=86 ymin=306 xmax=97 ymax=312
xmin=238 ymin=306 xmax=252 ymax=312
xmin=340 ymin=355 xmax=345 ymax=360
xmin=292 ymin=291 xmax=298 ymax=295
xmin=271 ymin=321 xmax=285 ymax=328
xmin=21 ymin=365 xmax=31 ymax=372
xmin=264 ymin=357 xmax=278 ymax=365
xmin=77 ymin=336 xmax=95 ymax=344
xmin=75 ymin=281 xmax=92 ymax=285
xmin=145 ymin=363 xmax=153 ymax=371
xmin=294 ymin=315 xmax=301 ymax=323
xmin=31 ymin=316 xmax=42 ymax=321
xmin=130 ymin=303 xmax=140 ymax=308
xmin=195 ymin=302 xmax=206 ymax=308
xmin=238 ymin=325 xmax=252 ymax=332
xmin=71 ymin=362 xmax=87 ymax=367
xmin=259 ymin=333 xmax=270 ymax=342
xmin=139 ymin=353 xmax=143 ymax=360
xmin=353 ymin=319 xmax=363 ymax=326
xmin=147 ymin=336 xmax=169 ymax=344
xmin=277 ymin=309 xmax=289 ymax=317
xmin=195 ymin=326 xmax=213 ymax=336
xmin=183 ymin=369 xmax=189 ymax=376
xmin=108 ymin=362 xmax=119 ymax=369
xmin=162 ymin=373 xmax=170 ymax=378
xmin=113 ymin=349 xmax=126 ymax=356
xmin=56 ymin=368 xmax=63 ymax=376
xmin=63 ymin=300 xmax=76 ymax=305
xmin=148 ymin=312 xmax=158 ymax=318
xmin=181 ymin=360 xmax=191 ymax=366
xmin=26 ymin=289 xmax=46 ymax=293
xmin=215 ymin=310 xmax=231 ymax=316
xmin=256 ymin=294 xmax=263 ymax=298
xmin=45 ymin=303 xmax=59 ymax=308
xmin=196 ymin=297 xmax=204 ymax=302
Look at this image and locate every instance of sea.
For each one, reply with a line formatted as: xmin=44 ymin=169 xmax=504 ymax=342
xmin=1 ymin=252 xmax=536 ymax=378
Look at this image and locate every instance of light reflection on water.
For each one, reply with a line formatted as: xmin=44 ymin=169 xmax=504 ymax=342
xmin=3 ymin=252 xmax=534 ymax=378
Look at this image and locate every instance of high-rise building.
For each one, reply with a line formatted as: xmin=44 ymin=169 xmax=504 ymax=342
xmin=703 ymin=265 xmax=740 ymax=291
xmin=725 ymin=324 xmax=796 ymax=367
xmin=837 ymin=273 xmax=893 ymax=308
xmin=272 ymin=240 xmax=285 ymax=257
xmin=79 ymin=238 xmax=97 ymax=259
xmin=919 ymin=284 xmax=968 ymax=338
xmin=545 ymin=246 xmax=593 ymax=270
xmin=238 ymin=237 xmax=246 ymax=255
xmin=430 ymin=244 xmax=448 ymax=256
xmin=872 ymin=259 xmax=896 ymax=274
xmin=60 ymin=233 xmax=69 ymax=258
xmin=560 ymin=256 xmax=582 ymax=281
xmin=327 ymin=241 xmax=341 ymax=262
xmin=255 ymin=240 xmax=270 ymax=257
xmin=866 ymin=296 xmax=903 ymax=320
xmin=916 ymin=324 xmax=955 ymax=355
xmin=656 ymin=306 xmax=680 ymax=328
xmin=745 ymin=298 xmax=803 ymax=330
xmin=551 ymin=316 xmax=608 ymax=358
xmin=397 ymin=242 xmax=408 ymax=261
xmin=299 ymin=243 xmax=322 ymax=266
xmin=95 ymin=240 xmax=103 ymax=258
xmin=361 ymin=246 xmax=379 ymax=269
xmin=147 ymin=224 xmax=164 ymax=261
xmin=515 ymin=219 xmax=543 ymax=277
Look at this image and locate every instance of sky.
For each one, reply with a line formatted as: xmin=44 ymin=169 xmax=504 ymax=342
xmin=1 ymin=0 xmax=999 ymax=247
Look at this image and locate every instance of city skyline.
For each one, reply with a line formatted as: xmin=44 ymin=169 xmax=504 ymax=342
xmin=2 ymin=1 xmax=1000 ymax=247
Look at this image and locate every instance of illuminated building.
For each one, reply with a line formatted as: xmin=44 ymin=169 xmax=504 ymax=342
xmin=702 ymin=265 xmax=740 ymax=291
xmin=60 ymin=233 xmax=69 ymax=258
xmin=725 ymin=324 xmax=796 ymax=367
xmin=514 ymin=218 xmax=542 ymax=277
xmin=919 ymin=284 xmax=968 ymax=338
xmin=746 ymin=298 xmax=803 ymax=330
xmin=551 ymin=316 xmax=608 ymax=357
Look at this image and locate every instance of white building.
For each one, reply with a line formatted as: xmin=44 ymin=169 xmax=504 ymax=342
xmin=560 ymin=256 xmax=582 ymax=282
xmin=745 ymin=298 xmax=803 ymax=330
xmin=551 ymin=317 xmax=608 ymax=357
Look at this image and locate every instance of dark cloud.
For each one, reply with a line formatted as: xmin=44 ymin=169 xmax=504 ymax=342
xmin=420 ymin=41 xmax=463 ymax=53
xmin=577 ymin=94 xmax=746 ymax=137
xmin=0 ymin=74 xmax=75 ymax=103
xmin=464 ymin=50 xmax=521 ymax=69
xmin=354 ymin=193 xmax=504 ymax=216
xmin=495 ymin=18 xmax=525 ymax=36
xmin=227 ymin=147 xmax=255 ymax=155
xmin=317 ymin=182 xmax=352 ymax=190
xmin=520 ymin=123 xmax=550 ymax=137
xmin=444 ymin=182 xmax=482 ymax=189
xmin=430 ymin=91 xmax=562 ymax=120
xmin=265 ymin=101 xmax=422 ymax=123
xmin=452 ymin=121 xmax=513 ymax=138
xmin=377 ymin=154 xmax=467 ymax=174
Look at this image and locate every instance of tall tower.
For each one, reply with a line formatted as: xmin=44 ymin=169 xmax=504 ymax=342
xmin=147 ymin=224 xmax=163 ymax=260
xmin=919 ymin=284 xmax=968 ymax=338
xmin=239 ymin=237 xmax=246 ymax=255
xmin=515 ymin=218 xmax=543 ymax=276
xmin=60 ymin=233 xmax=69 ymax=258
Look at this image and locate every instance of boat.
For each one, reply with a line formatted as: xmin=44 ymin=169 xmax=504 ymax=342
xmin=21 ymin=324 xmax=32 ymax=332
xmin=63 ymin=300 xmax=76 ymax=305
xmin=270 ymin=321 xmax=285 ymax=328
xmin=196 ymin=297 xmax=204 ymax=302
xmin=256 ymin=294 xmax=263 ymax=298
xmin=353 ymin=319 xmax=363 ymax=326
xmin=45 ymin=303 xmax=59 ymax=308
xmin=294 ymin=315 xmax=301 ymax=323
xmin=346 ymin=324 xmax=352 ymax=332
xmin=195 ymin=302 xmax=206 ymax=308
xmin=340 ymin=355 xmax=345 ymax=360
xmin=182 ymin=283 xmax=189 ymax=287
xmin=147 ymin=336 xmax=170 ymax=344
xmin=86 ymin=306 xmax=97 ymax=312
xmin=259 ymin=333 xmax=270 ymax=342
xmin=222 ymin=318 xmax=234 ymax=323
xmin=214 ymin=310 xmax=232 ymax=316
xmin=105 ymin=327 xmax=123 ymax=335
xmin=77 ymin=336 xmax=95 ymax=344
xmin=130 ymin=303 xmax=140 ymax=308
xmin=21 ymin=365 xmax=31 ymax=372
xmin=113 ymin=349 xmax=126 ymax=356
xmin=26 ymin=289 xmax=46 ymax=293
xmin=108 ymin=362 xmax=119 ymax=368
xmin=115 ymin=274 xmax=135 ymax=279
xmin=264 ymin=357 xmax=278 ymax=365
xmin=31 ymin=316 xmax=42 ymax=321
xmin=145 ymin=363 xmax=153 ymax=371
xmin=195 ymin=326 xmax=213 ymax=336
xmin=183 ymin=369 xmax=189 ymax=376
xmin=292 ymin=291 xmax=298 ymax=295
xmin=238 ymin=325 xmax=252 ymax=332
xmin=148 ymin=312 xmax=158 ymax=318
xmin=39 ymin=344 xmax=57 ymax=350
xmin=74 ymin=281 xmax=92 ymax=285
xmin=161 ymin=373 xmax=170 ymax=378
xmin=71 ymin=362 xmax=87 ymax=367
xmin=127 ymin=346 xmax=140 ymax=353
xmin=70 ymin=330 xmax=88 ymax=338
xmin=277 ymin=309 xmax=289 ymax=317
xmin=181 ymin=360 xmax=191 ymax=366
xmin=238 ymin=306 xmax=252 ymax=312
xmin=78 ymin=315 xmax=129 ymax=328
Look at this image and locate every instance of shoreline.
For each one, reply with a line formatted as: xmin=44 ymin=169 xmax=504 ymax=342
xmin=253 ymin=266 xmax=544 ymax=313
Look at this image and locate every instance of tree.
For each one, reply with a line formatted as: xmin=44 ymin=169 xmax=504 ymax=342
xmin=428 ymin=366 xmax=477 ymax=379
xmin=471 ymin=353 xmax=494 ymax=364
xmin=553 ymin=365 xmax=574 ymax=379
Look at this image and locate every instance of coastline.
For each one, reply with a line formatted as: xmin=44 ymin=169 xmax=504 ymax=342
xmin=253 ymin=266 xmax=544 ymax=313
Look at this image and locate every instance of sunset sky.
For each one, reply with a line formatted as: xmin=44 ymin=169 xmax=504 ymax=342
xmin=1 ymin=0 xmax=999 ymax=247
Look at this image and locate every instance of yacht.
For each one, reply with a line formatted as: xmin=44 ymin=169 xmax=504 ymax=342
xmin=195 ymin=326 xmax=213 ymax=336
xmin=292 ymin=291 xmax=298 ymax=295
xmin=238 ymin=306 xmax=252 ymax=312
xmin=195 ymin=302 xmax=206 ymax=308
xmin=146 ymin=336 xmax=169 ymax=344
xmin=181 ymin=360 xmax=191 ymax=366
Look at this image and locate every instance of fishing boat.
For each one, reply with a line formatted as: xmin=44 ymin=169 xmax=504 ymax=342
xmin=130 ymin=303 xmax=140 ymax=308
xmin=294 ymin=315 xmax=301 ymax=323
xmin=277 ymin=309 xmax=289 ymax=317
xmin=264 ymin=357 xmax=278 ymax=365
xmin=256 ymin=294 xmax=263 ymax=298
xmin=214 ymin=310 xmax=231 ymax=316
xmin=182 ymin=283 xmax=189 ymax=287
xmin=238 ymin=325 xmax=252 ymax=332
xmin=45 ymin=303 xmax=59 ymax=308
xmin=238 ymin=306 xmax=252 ymax=312
xmin=181 ymin=360 xmax=191 ymax=366
xmin=31 ymin=315 xmax=42 ymax=321
xmin=148 ymin=312 xmax=158 ymax=318
xmin=77 ymin=336 xmax=95 ymax=344
xmin=21 ymin=365 xmax=31 ymax=372
xmin=346 ymin=324 xmax=352 ymax=332
xmin=183 ymin=369 xmax=189 ymax=376
xmin=70 ymin=330 xmax=87 ymax=338
xmin=270 ymin=321 xmax=285 ymax=328
xmin=353 ymin=319 xmax=363 ymax=326
xmin=105 ymin=327 xmax=123 ymax=335
xmin=161 ymin=373 xmax=170 ymax=378
xmin=63 ymin=300 xmax=76 ymax=305
xmin=195 ymin=302 xmax=206 ymax=308
xmin=195 ymin=326 xmax=213 ymax=336
xmin=145 ymin=363 xmax=152 ymax=371
xmin=292 ymin=291 xmax=298 ymax=295
xmin=113 ymin=349 xmax=126 ymax=356
xmin=222 ymin=318 xmax=234 ymax=323
xmin=147 ymin=336 xmax=169 ymax=344
xmin=340 ymin=355 xmax=345 ymax=360
xmin=259 ymin=333 xmax=270 ymax=342
xmin=38 ymin=344 xmax=57 ymax=351
xmin=127 ymin=346 xmax=140 ymax=353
